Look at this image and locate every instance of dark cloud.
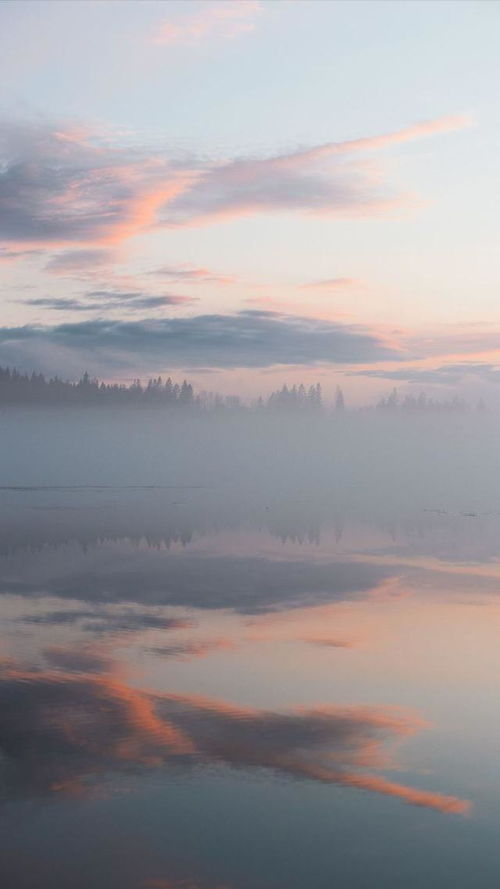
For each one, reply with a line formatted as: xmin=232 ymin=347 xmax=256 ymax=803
xmin=42 ymin=646 xmax=112 ymax=673
xmin=21 ymin=291 xmax=194 ymax=313
xmin=8 ymin=553 xmax=395 ymax=615
xmin=86 ymin=290 xmax=196 ymax=309
xmin=23 ymin=608 xmax=193 ymax=635
xmin=0 ymin=668 xmax=189 ymax=798
xmin=0 ymin=666 xmax=469 ymax=812
xmin=21 ymin=297 xmax=89 ymax=311
xmin=149 ymin=638 xmax=235 ymax=660
xmin=0 ymin=311 xmax=403 ymax=372
xmin=128 ymin=296 xmax=194 ymax=310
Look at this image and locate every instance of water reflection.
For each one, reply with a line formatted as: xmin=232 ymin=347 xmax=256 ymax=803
xmin=2 ymin=488 xmax=499 ymax=887
xmin=4 ymin=491 xmax=500 ymax=621
xmin=0 ymin=663 xmax=468 ymax=813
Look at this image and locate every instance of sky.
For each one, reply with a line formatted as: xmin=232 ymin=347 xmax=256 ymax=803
xmin=0 ymin=0 xmax=499 ymax=403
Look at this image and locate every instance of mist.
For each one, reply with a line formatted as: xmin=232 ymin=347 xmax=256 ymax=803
xmin=1 ymin=403 xmax=499 ymax=519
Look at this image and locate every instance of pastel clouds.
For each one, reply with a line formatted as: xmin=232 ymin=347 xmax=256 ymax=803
xmin=153 ymin=1 xmax=263 ymax=47
xmin=300 ymin=277 xmax=365 ymax=291
xmin=0 ymin=114 xmax=470 ymax=250
xmin=286 ymin=114 xmax=472 ymax=166
xmin=0 ymin=120 xmax=194 ymax=247
xmin=45 ymin=249 xmax=116 ymax=275
xmin=164 ymin=114 xmax=471 ymax=227
xmin=0 ymin=247 xmax=41 ymax=264
xmin=149 ymin=264 xmax=236 ymax=285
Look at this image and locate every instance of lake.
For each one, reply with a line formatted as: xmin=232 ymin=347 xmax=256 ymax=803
xmin=0 ymin=484 xmax=498 ymax=888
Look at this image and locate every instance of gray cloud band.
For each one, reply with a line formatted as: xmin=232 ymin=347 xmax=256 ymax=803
xmin=0 ymin=311 xmax=402 ymax=372
xmin=347 ymin=363 xmax=500 ymax=385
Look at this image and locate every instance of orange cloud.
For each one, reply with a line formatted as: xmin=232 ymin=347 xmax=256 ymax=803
xmin=295 ymin=763 xmax=471 ymax=815
xmin=0 ymin=666 xmax=469 ymax=814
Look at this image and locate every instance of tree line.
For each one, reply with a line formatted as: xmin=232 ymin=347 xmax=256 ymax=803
xmin=375 ymin=388 xmax=483 ymax=413
xmin=0 ymin=367 xmax=195 ymax=406
xmin=0 ymin=367 xmax=328 ymax=410
xmin=0 ymin=365 xmax=484 ymax=413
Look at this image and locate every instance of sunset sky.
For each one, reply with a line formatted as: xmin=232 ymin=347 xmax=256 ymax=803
xmin=0 ymin=0 xmax=499 ymax=402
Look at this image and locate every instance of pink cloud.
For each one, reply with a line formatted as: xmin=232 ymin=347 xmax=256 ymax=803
xmin=280 ymin=114 xmax=473 ymax=168
xmin=300 ymin=277 xmax=365 ymax=291
xmin=0 ymin=114 xmax=471 ymax=249
xmin=296 ymin=763 xmax=470 ymax=814
xmin=150 ymin=264 xmax=236 ymax=285
xmin=153 ymin=1 xmax=262 ymax=46
xmin=162 ymin=114 xmax=472 ymax=227
xmin=0 ymin=247 xmax=41 ymax=264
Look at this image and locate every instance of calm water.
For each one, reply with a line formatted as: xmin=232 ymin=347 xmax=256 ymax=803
xmin=1 ymin=486 xmax=499 ymax=888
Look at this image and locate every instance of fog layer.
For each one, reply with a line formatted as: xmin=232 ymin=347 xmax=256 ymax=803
xmin=1 ymin=408 xmax=499 ymax=515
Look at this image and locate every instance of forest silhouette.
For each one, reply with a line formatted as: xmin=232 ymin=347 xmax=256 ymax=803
xmin=0 ymin=366 xmax=325 ymax=410
xmin=0 ymin=365 xmax=480 ymax=412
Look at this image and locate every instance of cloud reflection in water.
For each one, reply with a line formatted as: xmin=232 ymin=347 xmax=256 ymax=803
xmin=0 ymin=665 xmax=469 ymax=814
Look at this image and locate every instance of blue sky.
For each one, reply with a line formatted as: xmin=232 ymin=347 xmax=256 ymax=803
xmin=0 ymin=0 xmax=499 ymax=401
